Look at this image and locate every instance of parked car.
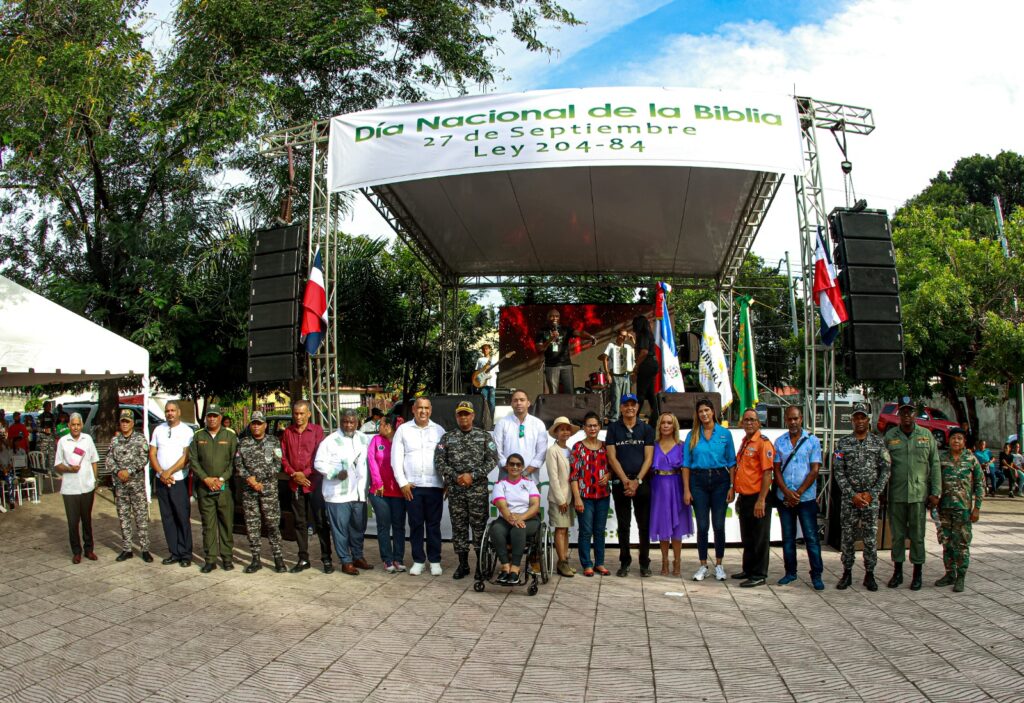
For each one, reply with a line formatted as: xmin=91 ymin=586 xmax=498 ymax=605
xmin=60 ymin=402 xmax=165 ymax=439
xmin=876 ymin=402 xmax=960 ymax=446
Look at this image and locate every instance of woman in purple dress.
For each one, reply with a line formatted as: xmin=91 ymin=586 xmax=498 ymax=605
xmin=650 ymin=412 xmax=694 ymax=575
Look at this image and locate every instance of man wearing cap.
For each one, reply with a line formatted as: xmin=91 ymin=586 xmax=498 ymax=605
xmin=281 ymin=399 xmax=331 ymax=573
xmin=315 ymin=408 xmax=372 ymax=576
xmin=605 ymin=393 xmax=655 ymax=577
xmin=833 ymin=402 xmax=891 ymax=591
xmin=435 ymin=401 xmax=499 ymax=580
xmin=935 ymin=427 xmax=983 ymax=592
xmin=234 ymin=411 xmax=286 ymax=574
xmin=190 ymin=405 xmax=239 ymax=573
xmin=492 ymin=389 xmax=548 ymax=482
xmin=884 ymin=401 xmax=940 ymax=590
xmin=108 ymin=409 xmax=153 ymax=563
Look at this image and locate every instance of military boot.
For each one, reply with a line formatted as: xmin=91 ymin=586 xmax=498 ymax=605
xmin=836 ymin=569 xmax=852 ymax=590
xmin=887 ymin=562 xmax=903 ymax=588
xmin=863 ymin=571 xmax=878 ymax=591
xmin=453 ymin=552 xmax=471 ymax=580
xmin=910 ymin=564 xmax=923 ymax=591
xmin=274 ymin=556 xmax=287 ymax=573
xmin=934 ymin=570 xmax=955 ymax=587
xmin=953 ymin=571 xmax=966 ymax=592
xmin=244 ymin=556 xmax=262 ymax=574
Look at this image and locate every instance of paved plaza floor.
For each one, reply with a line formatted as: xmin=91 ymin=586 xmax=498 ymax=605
xmin=1 ymin=487 xmax=1023 ymax=702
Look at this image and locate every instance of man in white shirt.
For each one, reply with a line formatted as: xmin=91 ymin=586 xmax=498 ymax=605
xmin=315 ymin=409 xmax=372 ymax=576
xmin=55 ymin=413 xmax=100 ymax=563
xmin=148 ymin=400 xmax=195 ymax=567
xmin=474 ymin=344 xmax=499 ymax=428
xmin=599 ymin=328 xmax=636 ymax=422
xmin=492 ymin=389 xmax=548 ymax=481
xmin=391 ymin=397 xmax=446 ymax=575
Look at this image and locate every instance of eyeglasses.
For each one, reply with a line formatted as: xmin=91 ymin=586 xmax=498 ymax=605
xmin=507 ymin=462 xmax=524 ymax=468
xmin=518 ymin=424 xmax=525 ymax=438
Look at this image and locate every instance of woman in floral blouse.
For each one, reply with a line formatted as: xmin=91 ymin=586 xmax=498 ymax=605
xmin=570 ymin=412 xmax=611 ymax=576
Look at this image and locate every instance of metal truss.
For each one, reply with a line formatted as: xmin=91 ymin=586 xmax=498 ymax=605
xmin=361 ymin=187 xmax=455 ymax=286
xmin=259 ymin=121 xmax=329 ymax=155
xmin=456 ymin=273 xmax=716 ymax=290
xmin=718 ymin=171 xmax=785 ymax=288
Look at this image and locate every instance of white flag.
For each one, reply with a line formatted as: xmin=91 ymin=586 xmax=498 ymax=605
xmin=698 ymin=301 xmax=733 ymax=409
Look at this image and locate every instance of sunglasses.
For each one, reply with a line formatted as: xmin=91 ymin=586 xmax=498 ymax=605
xmin=507 ymin=462 xmax=524 ymax=468
xmin=518 ymin=424 xmax=525 ymax=438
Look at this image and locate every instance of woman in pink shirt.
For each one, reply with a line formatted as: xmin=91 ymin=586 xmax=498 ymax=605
xmin=368 ymin=415 xmax=406 ymax=572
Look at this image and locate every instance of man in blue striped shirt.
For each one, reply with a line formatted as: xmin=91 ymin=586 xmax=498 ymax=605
xmin=773 ymin=406 xmax=824 ymax=590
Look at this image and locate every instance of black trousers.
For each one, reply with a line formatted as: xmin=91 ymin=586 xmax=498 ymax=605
xmin=635 ymin=358 xmax=659 ymax=418
xmin=63 ymin=491 xmax=95 ymax=556
xmin=737 ymin=493 xmax=771 ymax=580
xmin=612 ymin=479 xmax=651 ymax=568
xmin=292 ymin=488 xmax=332 ymax=561
xmin=155 ymin=477 xmax=193 ymax=560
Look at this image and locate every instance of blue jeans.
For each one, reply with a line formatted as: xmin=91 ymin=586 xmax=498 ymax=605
xmin=478 ymin=386 xmax=495 ymax=418
xmin=407 ymin=486 xmax=444 ymax=563
xmin=578 ymin=496 xmax=610 ymax=569
xmin=326 ymin=501 xmax=367 ymax=564
xmin=778 ymin=499 xmax=824 ymax=578
xmin=609 ymin=374 xmax=631 ymax=421
xmin=689 ymin=468 xmax=730 ymax=561
xmin=369 ymin=494 xmax=406 ymax=565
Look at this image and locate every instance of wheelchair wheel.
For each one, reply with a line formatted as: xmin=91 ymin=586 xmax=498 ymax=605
xmin=527 ymin=578 xmax=539 ymax=596
xmin=474 ymin=522 xmax=497 ymax=592
xmin=536 ymin=522 xmax=550 ymax=584
xmin=473 ymin=580 xmax=485 ymax=592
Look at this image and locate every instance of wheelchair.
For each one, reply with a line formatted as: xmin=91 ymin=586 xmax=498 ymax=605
xmin=473 ymin=518 xmax=552 ymax=596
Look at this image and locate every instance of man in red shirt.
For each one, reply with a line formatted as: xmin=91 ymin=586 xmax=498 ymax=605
xmin=281 ymin=399 xmax=330 ymax=573
xmin=7 ymin=412 xmax=28 ymax=454
xmin=732 ymin=407 xmax=775 ymax=588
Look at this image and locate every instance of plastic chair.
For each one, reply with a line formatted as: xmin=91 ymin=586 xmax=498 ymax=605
xmin=17 ymin=477 xmax=38 ymax=504
xmin=27 ymin=451 xmax=54 ymax=494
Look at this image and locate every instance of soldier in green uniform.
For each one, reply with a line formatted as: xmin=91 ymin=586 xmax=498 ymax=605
xmin=234 ymin=411 xmax=286 ymax=574
xmin=884 ymin=400 xmax=940 ymax=590
xmin=935 ymin=427 xmax=983 ymax=592
xmin=190 ymin=405 xmax=238 ymax=573
xmin=108 ymin=409 xmax=153 ymax=562
xmin=833 ymin=402 xmax=890 ymax=591
xmin=435 ymin=401 xmax=499 ymax=580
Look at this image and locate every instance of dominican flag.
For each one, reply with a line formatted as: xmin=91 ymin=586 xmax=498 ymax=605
xmin=654 ymin=282 xmax=684 ymax=392
xmin=300 ymin=249 xmax=328 ymax=355
xmin=813 ymin=227 xmax=848 ymax=346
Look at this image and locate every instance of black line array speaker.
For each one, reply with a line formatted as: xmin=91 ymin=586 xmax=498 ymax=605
xmin=424 ymin=395 xmax=487 ymax=432
xmin=829 ymin=207 xmax=904 ymax=380
xmin=656 ymin=392 xmax=723 ymax=429
xmin=247 ymin=224 xmax=307 ymax=383
xmin=531 ymin=394 xmax=604 ymax=427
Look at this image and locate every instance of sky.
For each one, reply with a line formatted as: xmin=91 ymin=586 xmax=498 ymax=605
xmin=145 ymin=0 xmax=1024 ymax=285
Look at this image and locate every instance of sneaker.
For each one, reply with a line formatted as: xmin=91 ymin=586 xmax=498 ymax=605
xmin=393 ymin=562 xmax=406 ymax=573
xmin=714 ymin=565 xmax=727 ymax=581
xmin=692 ymin=565 xmax=709 ymax=581
xmin=811 ymin=576 xmax=825 ymax=591
xmin=409 ymin=562 xmax=425 ymax=576
xmin=429 ymin=562 xmax=443 ymax=576
xmin=384 ymin=562 xmax=397 ymax=574
xmin=777 ymin=573 xmax=798 ymax=586
xmin=740 ymin=578 xmax=766 ymax=588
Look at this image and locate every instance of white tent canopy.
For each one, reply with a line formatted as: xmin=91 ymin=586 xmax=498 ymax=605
xmin=0 ymin=275 xmax=149 ymax=387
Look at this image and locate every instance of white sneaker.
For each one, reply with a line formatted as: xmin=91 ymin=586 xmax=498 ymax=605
xmin=409 ymin=562 xmax=425 ymax=575
xmin=393 ymin=563 xmax=407 ymax=573
xmin=384 ymin=563 xmax=397 ymax=574
xmin=692 ymin=565 xmax=709 ymax=581
xmin=714 ymin=565 xmax=727 ymax=581
xmin=430 ymin=562 xmax=443 ymax=576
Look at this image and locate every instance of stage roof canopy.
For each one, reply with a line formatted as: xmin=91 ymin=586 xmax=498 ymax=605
xmin=325 ymin=87 xmax=804 ymax=287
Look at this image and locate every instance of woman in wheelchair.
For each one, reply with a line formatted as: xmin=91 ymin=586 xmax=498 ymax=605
xmin=489 ymin=453 xmax=541 ymax=586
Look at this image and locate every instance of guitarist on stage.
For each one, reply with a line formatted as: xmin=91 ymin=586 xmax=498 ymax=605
xmin=473 ymin=344 xmax=499 ymax=427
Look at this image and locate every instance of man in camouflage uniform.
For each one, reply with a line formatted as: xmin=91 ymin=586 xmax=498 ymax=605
xmin=234 ymin=411 xmax=286 ymax=574
xmin=833 ymin=402 xmax=891 ymax=591
xmin=435 ymin=400 xmax=498 ymax=580
xmin=935 ymin=427 xmax=983 ymax=592
xmin=107 ymin=409 xmax=153 ymax=563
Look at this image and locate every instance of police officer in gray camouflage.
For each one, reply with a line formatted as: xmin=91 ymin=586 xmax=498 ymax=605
xmin=234 ymin=411 xmax=286 ymax=573
xmin=108 ymin=409 xmax=153 ymax=562
xmin=435 ymin=400 xmax=499 ymax=579
xmin=833 ymin=401 xmax=891 ymax=591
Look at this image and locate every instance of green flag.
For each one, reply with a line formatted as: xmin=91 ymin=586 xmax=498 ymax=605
xmin=733 ymin=295 xmax=758 ymax=413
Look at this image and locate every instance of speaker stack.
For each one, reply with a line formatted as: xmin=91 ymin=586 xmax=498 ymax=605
xmin=247 ymin=224 xmax=307 ymax=383
xmin=656 ymin=392 xmax=723 ymax=429
xmin=829 ymin=208 xmax=905 ymax=380
xmin=531 ymin=394 xmax=604 ymax=426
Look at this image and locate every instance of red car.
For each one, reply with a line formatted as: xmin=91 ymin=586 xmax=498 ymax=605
xmin=876 ymin=402 xmax=960 ymax=446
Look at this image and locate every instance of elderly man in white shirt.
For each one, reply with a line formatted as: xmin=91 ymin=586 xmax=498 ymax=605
xmin=492 ymin=390 xmax=549 ymax=482
xmin=55 ymin=413 xmax=100 ymax=563
xmin=391 ymin=397 xmax=446 ymax=575
xmin=315 ymin=408 xmax=372 ymax=576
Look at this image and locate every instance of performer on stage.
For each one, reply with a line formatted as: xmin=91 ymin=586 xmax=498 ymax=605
xmin=473 ymin=344 xmax=498 ymax=422
xmin=536 ymin=308 xmax=597 ymax=394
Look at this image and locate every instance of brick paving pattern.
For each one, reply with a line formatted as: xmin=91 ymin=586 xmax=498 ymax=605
xmin=1 ymin=487 xmax=1022 ymax=702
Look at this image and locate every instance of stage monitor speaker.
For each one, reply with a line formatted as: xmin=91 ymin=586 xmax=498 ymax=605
xmin=681 ymin=332 xmax=700 ymax=364
xmin=656 ymin=392 xmax=723 ymax=429
xmin=250 ymin=274 xmax=301 ymax=306
xmin=248 ymin=301 xmax=298 ymax=330
xmin=844 ymin=352 xmax=905 ymax=380
xmin=841 ymin=266 xmax=900 ymax=296
xmin=254 ymin=224 xmax=305 ymax=255
xmin=844 ymin=323 xmax=903 ymax=352
xmin=835 ymin=238 xmax=895 ymax=268
xmin=813 ymin=404 xmax=855 ymax=433
xmin=247 ymin=327 xmax=298 ymax=356
xmin=829 ymin=208 xmax=891 ymax=241
xmin=252 ymin=250 xmax=302 ymax=280
xmin=845 ymin=294 xmax=901 ymax=323
xmin=247 ymin=354 xmax=299 ymax=383
xmin=424 ymin=395 xmax=486 ymax=433
xmin=531 ymin=394 xmax=604 ymax=427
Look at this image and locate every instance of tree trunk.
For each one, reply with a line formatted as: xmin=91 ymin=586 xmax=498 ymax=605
xmin=965 ymin=393 xmax=980 ymax=437
xmin=939 ymin=375 xmax=965 ymax=425
xmin=94 ymin=380 xmax=120 ymax=445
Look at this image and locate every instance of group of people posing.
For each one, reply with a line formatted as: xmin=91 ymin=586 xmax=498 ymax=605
xmin=53 ymin=393 xmax=984 ymax=594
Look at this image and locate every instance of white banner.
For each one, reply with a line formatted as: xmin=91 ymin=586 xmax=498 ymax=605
xmin=698 ymin=300 xmax=734 ymax=409
xmin=327 ymin=87 xmax=804 ymax=192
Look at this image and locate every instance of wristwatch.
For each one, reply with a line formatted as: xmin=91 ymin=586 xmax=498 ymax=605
xmin=637 ymin=478 xmax=644 ymax=485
